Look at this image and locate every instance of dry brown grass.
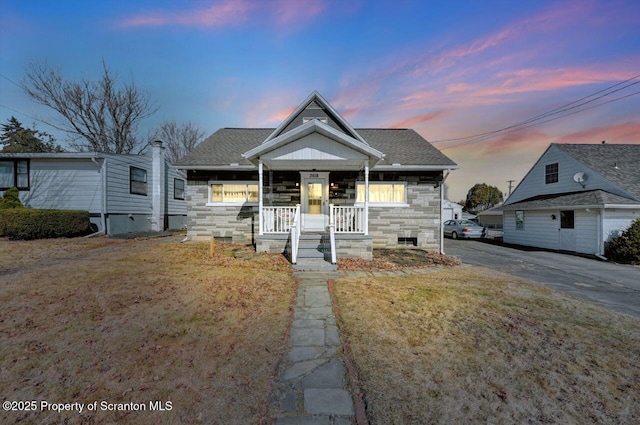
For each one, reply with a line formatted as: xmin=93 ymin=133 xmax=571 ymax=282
xmin=0 ymin=237 xmax=296 ymax=425
xmin=333 ymin=267 xmax=640 ymax=425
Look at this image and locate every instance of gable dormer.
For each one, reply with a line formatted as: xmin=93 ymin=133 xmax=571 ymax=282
xmin=263 ymin=91 xmax=369 ymax=145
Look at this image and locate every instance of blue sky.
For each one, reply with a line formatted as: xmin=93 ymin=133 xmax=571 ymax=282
xmin=1 ymin=0 xmax=639 ymax=201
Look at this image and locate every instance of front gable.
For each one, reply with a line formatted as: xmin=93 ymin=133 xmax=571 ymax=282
xmin=243 ymin=119 xmax=383 ymax=170
xmin=264 ymin=91 xmax=368 ymax=145
xmin=505 ymin=144 xmax=637 ymax=205
xmin=263 ymin=133 xmax=368 ymax=162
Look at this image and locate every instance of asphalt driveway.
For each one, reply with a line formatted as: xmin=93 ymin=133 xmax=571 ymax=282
xmin=444 ymin=239 xmax=640 ymax=318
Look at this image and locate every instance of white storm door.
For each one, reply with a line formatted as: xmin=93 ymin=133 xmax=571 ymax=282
xmin=301 ymin=173 xmax=328 ymax=231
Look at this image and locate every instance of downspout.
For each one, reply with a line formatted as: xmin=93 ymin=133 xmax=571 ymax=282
xmin=439 ymin=170 xmax=451 ymax=255
xmin=90 ymin=156 xmax=108 ymax=235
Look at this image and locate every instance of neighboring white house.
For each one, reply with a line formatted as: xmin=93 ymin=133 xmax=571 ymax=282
xmin=0 ymin=141 xmax=187 ymax=234
xmin=175 ymin=91 xmax=458 ymax=267
xmin=442 ymin=199 xmax=463 ymax=221
xmin=501 ymin=143 xmax=640 ymax=256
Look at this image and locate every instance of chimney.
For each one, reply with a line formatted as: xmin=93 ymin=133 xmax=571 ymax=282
xmin=151 ymin=140 xmax=165 ymax=232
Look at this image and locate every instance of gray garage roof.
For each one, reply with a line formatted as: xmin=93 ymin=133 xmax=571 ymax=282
xmin=174 ymin=127 xmax=457 ymax=169
xmin=500 ymin=190 xmax=640 ymax=210
xmin=555 ymin=143 xmax=640 ymax=199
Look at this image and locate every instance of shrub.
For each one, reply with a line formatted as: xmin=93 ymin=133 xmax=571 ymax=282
xmin=0 ymin=187 xmax=24 ymax=209
xmin=605 ymin=218 xmax=640 ymax=264
xmin=0 ymin=209 xmax=92 ymax=240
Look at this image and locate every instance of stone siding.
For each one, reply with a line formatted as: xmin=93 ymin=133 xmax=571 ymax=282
xmin=185 ymin=174 xmax=442 ymax=252
xmin=186 ymin=181 xmax=257 ymax=243
xmin=368 ymin=182 xmax=441 ymax=250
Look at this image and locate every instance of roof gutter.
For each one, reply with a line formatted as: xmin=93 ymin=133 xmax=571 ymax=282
xmin=373 ymin=164 xmax=459 ymax=171
xmin=171 ymin=164 xmax=257 ymax=171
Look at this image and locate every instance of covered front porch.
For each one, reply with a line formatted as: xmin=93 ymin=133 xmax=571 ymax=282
xmin=243 ymin=119 xmax=384 ymax=264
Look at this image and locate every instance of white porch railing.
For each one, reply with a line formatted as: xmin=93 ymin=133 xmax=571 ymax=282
xmin=330 ymin=205 xmax=365 ymax=233
xmin=263 ymin=206 xmax=298 ymax=233
xmin=290 ymin=205 xmax=301 ymax=264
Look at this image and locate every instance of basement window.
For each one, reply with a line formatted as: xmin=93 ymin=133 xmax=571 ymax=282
xmin=398 ymin=237 xmax=417 ymax=246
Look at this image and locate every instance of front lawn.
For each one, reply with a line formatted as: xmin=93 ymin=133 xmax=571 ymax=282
xmin=333 ymin=267 xmax=640 ymax=425
xmin=0 ymin=237 xmax=296 ymax=425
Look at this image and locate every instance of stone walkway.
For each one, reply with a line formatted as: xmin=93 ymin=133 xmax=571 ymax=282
xmin=272 ymin=271 xmax=356 ymax=425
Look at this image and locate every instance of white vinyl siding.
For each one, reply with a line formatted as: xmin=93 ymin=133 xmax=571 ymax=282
xmin=575 ymin=210 xmax=598 ymax=254
xmin=603 ymin=209 xmax=640 ymax=242
xmin=503 ymin=210 xmax=559 ymax=250
xmin=17 ymin=159 xmax=103 ymax=212
xmin=167 ymin=165 xmax=187 ymax=215
xmin=105 ymin=154 xmax=153 ymax=214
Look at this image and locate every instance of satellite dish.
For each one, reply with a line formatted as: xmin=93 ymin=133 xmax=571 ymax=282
xmin=573 ymin=172 xmax=588 ymax=188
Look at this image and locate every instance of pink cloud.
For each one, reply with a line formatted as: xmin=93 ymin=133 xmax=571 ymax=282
xmin=554 ymin=121 xmax=640 ymax=144
xmin=389 ymin=110 xmax=446 ymax=129
xmin=116 ymin=0 xmax=331 ymax=29
xmin=273 ymin=0 xmax=325 ymax=25
xmin=118 ymin=0 xmax=253 ymax=28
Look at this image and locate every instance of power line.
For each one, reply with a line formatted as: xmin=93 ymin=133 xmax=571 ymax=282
xmin=432 ymin=73 xmax=640 ymax=147
xmin=444 ymin=89 xmax=640 ymax=150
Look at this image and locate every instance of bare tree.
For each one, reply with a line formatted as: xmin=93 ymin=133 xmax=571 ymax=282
xmin=148 ymin=120 xmax=205 ymax=163
xmin=21 ymin=60 xmax=157 ymax=154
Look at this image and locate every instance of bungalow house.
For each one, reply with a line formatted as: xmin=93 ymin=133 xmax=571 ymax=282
xmin=501 ymin=143 xmax=640 ymax=256
xmin=0 ymin=141 xmax=187 ymax=234
xmin=174 ymin=91 xmax=458 ymax=267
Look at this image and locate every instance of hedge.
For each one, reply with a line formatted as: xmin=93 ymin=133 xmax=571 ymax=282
xmin=605 ymin=218 xmax=640 ymax=264
xmin=0 ymin=209 xmax=93 ymax=240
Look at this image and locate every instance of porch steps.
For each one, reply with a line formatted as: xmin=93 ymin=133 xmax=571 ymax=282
xmin=293 ymin=233 xmax=337 ymax=271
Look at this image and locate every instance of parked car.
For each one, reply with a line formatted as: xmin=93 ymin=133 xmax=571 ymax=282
xmin=443 ymin=220 xmax=485 ymax=239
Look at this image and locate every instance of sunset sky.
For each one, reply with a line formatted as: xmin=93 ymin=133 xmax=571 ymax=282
xmin=1 ymin=0 xmax=639 ymax=201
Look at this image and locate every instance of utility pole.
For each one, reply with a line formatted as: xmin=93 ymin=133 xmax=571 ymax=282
xmin=507 ymin=180 xmax=516 ymax=197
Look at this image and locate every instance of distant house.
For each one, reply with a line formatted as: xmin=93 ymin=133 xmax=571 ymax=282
xmin=442 ymin=199 xmax=463 ymax=221
xmin=501 ymin=143 xmax=640 ymax=256
xmin=0 ymin=141 xmax=187 ymax=234
xmin=175 ymin=91 xmax=458 ymax=265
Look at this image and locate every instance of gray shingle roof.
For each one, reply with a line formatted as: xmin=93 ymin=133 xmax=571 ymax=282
xmin=175 ymin=128 xmax=457 ymax=168
xmin=554 ymin=143 xmax=640 ymax=199
xmin=500 ymin=190 xmax=639 ymax=210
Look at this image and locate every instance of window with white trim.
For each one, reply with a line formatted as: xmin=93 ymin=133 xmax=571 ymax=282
xmin=302 ymin=117 xmax=328 ymax=124
xmin=174 ymin=178 xmax=185 ymax=200
xmin=545 ymin=163 xmax=558 ymax=184
xmin=356 ymin=182 xmax=406 ymax=204
xmin=0 ymin=159 xmax=29 ymax=190
xmin=515 ymin=210 xmax=524 ymax=230
xmin=209 ymin=182 xmax=258 ymax=204
xmin=130 ymin=166 xmax=147 ymax=195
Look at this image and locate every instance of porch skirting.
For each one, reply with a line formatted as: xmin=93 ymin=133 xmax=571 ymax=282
xmin=256 ymin=234 xmax=373 ymax=259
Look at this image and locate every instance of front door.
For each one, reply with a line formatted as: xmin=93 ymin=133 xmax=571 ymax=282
xmin=301 ymin=172 xmax=329 ymax=231
xmin=559 ymin=210 xmax=576 ymax=251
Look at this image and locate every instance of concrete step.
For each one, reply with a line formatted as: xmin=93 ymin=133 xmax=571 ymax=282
xmin=293 ymin=258 xmax=337 ymax=272
xmin=297 ymin=248 xmax=326 ymax=259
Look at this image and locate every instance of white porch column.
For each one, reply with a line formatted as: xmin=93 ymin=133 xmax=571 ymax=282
xmin=258 ymin=160 xmax=264 ymax=235
xmin=364 ymin=163 xmax=369 ymax=235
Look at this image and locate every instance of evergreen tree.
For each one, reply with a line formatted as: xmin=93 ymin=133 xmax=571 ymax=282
xmin=0 ymin=116 xmax=63 ymax=153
